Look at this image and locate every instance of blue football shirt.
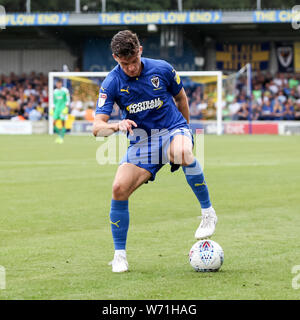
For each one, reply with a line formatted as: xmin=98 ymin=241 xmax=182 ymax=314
xmin=95 ymin=57 xmax=188 ymax=136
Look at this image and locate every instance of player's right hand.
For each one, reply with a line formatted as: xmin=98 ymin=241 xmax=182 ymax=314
xmin=118 ymin=119 xmax=137 ymax=136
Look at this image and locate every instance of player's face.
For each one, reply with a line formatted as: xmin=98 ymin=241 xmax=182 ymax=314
xmin=113 ymin=46 xmax=143 ymax=78
xmin=56 ymin=81 xmax=62 ymax=89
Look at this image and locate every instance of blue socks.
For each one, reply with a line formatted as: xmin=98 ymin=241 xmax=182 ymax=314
xmin=110 ymin=199 xmax=129 ymax=250
xmin=182 ymin=159 xmax=211 ymax=209
xmin=109 ymin=160 xmax=210 ymax=250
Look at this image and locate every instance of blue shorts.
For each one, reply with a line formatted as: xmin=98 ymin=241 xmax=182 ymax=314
xmin=120 ymin=127 xmax=193 ymax=181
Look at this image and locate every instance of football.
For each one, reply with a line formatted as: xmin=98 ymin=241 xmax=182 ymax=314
xmin=189 ymin=240 xmax=224 ymax=272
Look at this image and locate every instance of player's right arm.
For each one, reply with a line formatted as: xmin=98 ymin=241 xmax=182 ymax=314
xmin=93 ymin=114 xmax=118 ymax=137
xmin=93 ymin=75 xmax=137 ymax=137
xmin=93 ymin=114 xmax=137 ymax=137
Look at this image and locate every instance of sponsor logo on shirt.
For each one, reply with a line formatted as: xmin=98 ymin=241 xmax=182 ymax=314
xmin=120 ymin=86 xmax=130 ymax=94
xmin=126 ymin=98 xmax=163 ymax=114
xmin=98 ymin=93 xmax=107 ymax=108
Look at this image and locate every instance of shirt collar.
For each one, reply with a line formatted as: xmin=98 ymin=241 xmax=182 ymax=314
xmin=118 ymin=57 xmax=146 ymax=80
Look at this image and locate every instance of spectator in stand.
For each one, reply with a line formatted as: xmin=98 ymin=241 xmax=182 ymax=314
xmin=273 ymin=101 xmax=285 ymax=120
xmin=28 ymin=94 xmax=38 ymax=108
xmin=84 ymin=105 xmax=95 ymax=122
xmin=284 ymin=100 xmax=295 ymax=120
xmin=2 ymin=76 xmax=15 ymax=89
xmin=5 ymin=94 xmax=20 ymax=115
xmin=288 ymin=88 xmax=299 ymax=102
xmin=18 ymin=87 xmax=26 ymax=101
xmin=274 ymin=72 xmax=288 ymax=88
xmin=70 ymin=95 xmax=85 ymax=119
xmin=237 ymin=93 xmax=247 ymax=104
xmin=296 ymin=83 xmax=300 ymax=98
xmin=250 ymin=103 xmax=261 ymax=120
xmin=283 ymin=83 xmax=291 ymax=96
xmin=269 ymin=80 xmax=279 ymax=95
xmin=277 ymin=90 xmax=287 ymax=105
xmin=252 ymin=84 xmax=262 ymax=102
xmin=11 ymin=111 xmax=25 ymax=121
xmin=28 ymin=107 xmax=42 ymax=121
xmin=0 ymin=72 xmax=49 ymax=120
xmin=24 ymin=101 xmax=35 ymax=119
xmin=294 ymin=101 xmax=300 ymax=120
xmin=0 ymin=97 xmax=11 ymax=119
xmin=222 ymin=105 xmax=230 ymax=121
xmin=259 ymin=100 xmax=273 ymax=120
xmin=196 ymin=98 xmax=208 ymax=113
xmin=24 ymin=84 xmax=37 ymax=97
xmin=228 ymin=98 xmax=241 ymax=120
xmin=237 ymin=102 xmax=249 ymax=120
xmin=189 ymin=100 xmax=202 ymax=120
xmin=288 ymin=75 xmax=299 ymax=90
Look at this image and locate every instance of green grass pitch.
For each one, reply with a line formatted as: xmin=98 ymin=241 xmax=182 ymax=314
xmin=0 ymin=134 xmax=300 ymax=300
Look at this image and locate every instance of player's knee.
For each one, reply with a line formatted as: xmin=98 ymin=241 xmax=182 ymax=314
xmin=173 ymin=148 xmax=194 ymax=166
xmin=183 ymin=149 xmax=194 ymax=166
xmin=112 ymin=181 xmax=130 ymax=200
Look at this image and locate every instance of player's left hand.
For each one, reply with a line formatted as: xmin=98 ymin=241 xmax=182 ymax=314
xmin=62 ymin=107 xmax=68 ymax=114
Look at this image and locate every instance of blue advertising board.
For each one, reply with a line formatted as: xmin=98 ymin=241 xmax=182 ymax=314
xmin=98 ymin=11 xmax=222 ymax=25
xmin=5 ymin=13 xmax=69 ymax=26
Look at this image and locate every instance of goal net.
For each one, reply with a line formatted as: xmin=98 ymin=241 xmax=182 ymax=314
xmin=223 ymin=63 xmax=252 ymax=124
xmin=48 ymin=71 xmax=223 ymax=135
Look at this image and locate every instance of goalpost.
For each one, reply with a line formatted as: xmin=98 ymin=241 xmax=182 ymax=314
xmin=223 ymin=63 xmax=252 ymax=133
xmin=48 ymin=71 xmax=223 ymax=135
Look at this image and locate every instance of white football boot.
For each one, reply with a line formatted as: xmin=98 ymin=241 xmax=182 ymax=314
xmin=195 ymin=207 xmax=218 ymax=239
xmin=109 ymin=251 xmax=129 ymax=273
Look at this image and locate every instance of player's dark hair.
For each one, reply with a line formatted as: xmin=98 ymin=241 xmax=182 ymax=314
xmin=111 ymin=30 xmax=140 ymax=57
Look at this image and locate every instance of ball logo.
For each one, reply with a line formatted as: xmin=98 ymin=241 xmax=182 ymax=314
xmin=189 ymin=240 xmax=223 ymax=272
xmin=199 ymin=241 xmax=214 ymax=266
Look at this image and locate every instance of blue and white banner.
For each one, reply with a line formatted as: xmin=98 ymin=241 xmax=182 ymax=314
xmin=2 ymin=10 xmax=300 ymax=27
xmin=253 ymin=10 xmax=299 ymax=23
xmin=99 ymin=11 xmax=222 ymax=25
xmin=5 ymin=13 xmax=69 ymax=26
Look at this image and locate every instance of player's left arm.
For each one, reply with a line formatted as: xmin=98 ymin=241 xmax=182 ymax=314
xmin=63 ymin=87 xmax=70 ymax=114
xmin=174 ymin=88 xmax=190 ymax=124
xmin=64 ymin=88 xmax=70 ymax=106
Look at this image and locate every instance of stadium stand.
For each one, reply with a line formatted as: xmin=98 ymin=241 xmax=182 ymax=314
xmin=83 ymin=36 xmax=197 ymax=72
xmin=0 ymin=72 xmax=48 ymax=120
xmin=1 ymin=71 xmax=300 ymax=121
xmin=223 ymin=72 xmax=300 ymax=121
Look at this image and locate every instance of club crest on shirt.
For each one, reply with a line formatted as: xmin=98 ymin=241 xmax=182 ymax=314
xmin=151 ymin=76 xmax=160 ymax=88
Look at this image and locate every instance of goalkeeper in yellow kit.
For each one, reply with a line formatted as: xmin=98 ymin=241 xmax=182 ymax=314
xmin=52 ymin=80 xmax=70 ymax=144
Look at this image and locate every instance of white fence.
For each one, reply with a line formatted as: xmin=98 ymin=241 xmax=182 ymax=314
xmin=1 ymin=120 xmax=300 ymax=135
